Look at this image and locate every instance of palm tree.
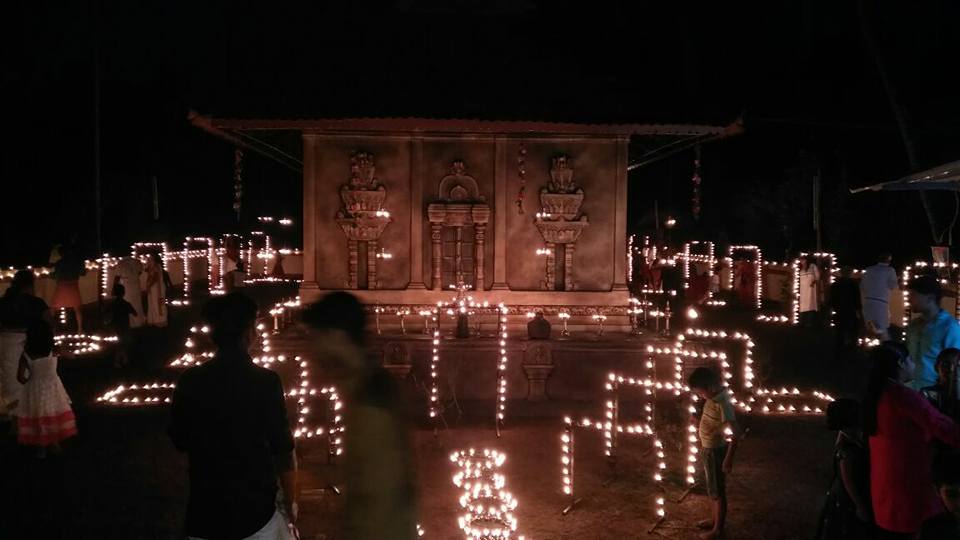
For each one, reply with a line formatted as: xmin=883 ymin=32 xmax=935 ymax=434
xmin=857 ymin=0 xmax=940 ymax=244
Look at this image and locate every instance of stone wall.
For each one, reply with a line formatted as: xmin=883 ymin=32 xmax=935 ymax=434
xmin=302 ymin=131 xmax=629 ymax=305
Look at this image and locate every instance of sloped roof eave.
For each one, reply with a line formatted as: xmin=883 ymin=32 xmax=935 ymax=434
xmin=201 ymin=115 xmax=732 ymax=137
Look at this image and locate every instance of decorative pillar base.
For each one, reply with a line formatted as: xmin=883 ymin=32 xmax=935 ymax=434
xmin=383 ymin=364 xmax=412 ymax=382
xmin=522 ymin=364 xmax=554 ymax=402
xmin=407 ymin=281 xmax=428 ymax=290
xmin=491 ymin=282 xmax=510 ymax=290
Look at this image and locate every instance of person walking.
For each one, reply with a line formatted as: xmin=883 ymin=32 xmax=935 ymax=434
xmin=864 ymin=342 xmax=960 ymax=537
xmin=799 ymin=256 xmax=822 ymax=327
xmin=144 ymin=254 xmax=167 ymax=328
xmin=113 ymin=256 xmax=145 ymax=329
xmin=50 ymin=242 xmax=86 ymax=333
xmin=906 ymin=275 xmax=960 ymax=391
xmin=0 ymin=270 xmax=51 ymax=418
xmin=303 ymin=292 xmax=418 ymax=540
xmin=861 ymin=253 xmax=899 ymax=340
xmin=169 ymin=292 xmax=298 ymax=540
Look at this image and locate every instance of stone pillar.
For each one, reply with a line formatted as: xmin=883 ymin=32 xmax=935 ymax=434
xmin=454 ymin=226 xmax=463 ymax=285
xmin=565 ymin=242 xmax=575 ymax=291
xmin=408 ymin=137 xmax=426 ymax=288
xmin=347 ymin=240 xmax=359 ymax=289
xmin=544 ymin=242 xmax=556 ymax=290
xmin=492 ymin=137 xmax=509 ymax=290
xmin=613 ymin=136 xmax=629 ymax=291
xmin=522 ymin=365 xmax=554 ymax=402
xmin=367 ymin=240 xmax=378 ymax=290
xmin=301 ymin=134 xmax=319 ymax=291
xmin=474 ymin=223 xmax=486 ymax=290
xmin=431 ymin=223 xmax=443 ymax=290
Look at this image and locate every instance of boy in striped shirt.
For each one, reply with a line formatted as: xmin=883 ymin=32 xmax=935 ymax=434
xmin=689 ymin=367 xmax=744 ymax=540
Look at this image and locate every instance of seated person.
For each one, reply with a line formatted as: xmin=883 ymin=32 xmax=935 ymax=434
xmin=921 ymin=348 xmax=960 ymax=419
xmin=921 ymin=455 xmax=960 ymax=539
xmin=817 ymin=398 xmax=871 ymax=538
xmin=527 ymin=311 xmax=551 ymax=340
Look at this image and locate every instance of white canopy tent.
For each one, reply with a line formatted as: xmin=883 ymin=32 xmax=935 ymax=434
xmin=851 ymin=159 xmax=960 ymax=192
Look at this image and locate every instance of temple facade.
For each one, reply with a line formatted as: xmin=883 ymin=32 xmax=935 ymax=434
xmin=300 ymin=119 xmax=641 ymax=309
xmin=190 ymin=114 xmax=732 ymax=316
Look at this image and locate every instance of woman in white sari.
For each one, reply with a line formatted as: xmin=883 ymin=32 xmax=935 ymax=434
xmin=145 ymin=254 xmax=167 ymax=328
xmin=799 ymin=256 xmax=821 ymax=327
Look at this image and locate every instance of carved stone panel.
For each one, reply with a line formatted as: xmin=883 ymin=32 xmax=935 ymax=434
xmin=523 ymin=341 xmax=554 ymax=365
xmin=336 ymin=151 xmax=392 ymax=289
xmin=534 ymin=154 xmax=589 ymax=291
xmin=428 ymin=160 xmax=491 ymax=291
xmin=438 ymin=159 xmax=485 ymax=202
xmin=384 ymin=342 xmax=410 ymax=365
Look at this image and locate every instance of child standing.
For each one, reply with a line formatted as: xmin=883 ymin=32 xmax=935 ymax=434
xmin=688 ymin=367 xmax=744 ymax=540
xmin=108 ymin=283 xmax=137 ymax=367
xmin=920 ymin=456 xmax=960 ymax=538
xmin=16 ymin=320 xmax=77 ymax=458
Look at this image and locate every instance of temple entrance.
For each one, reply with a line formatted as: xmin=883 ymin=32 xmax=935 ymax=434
xmin=427 ymin=160 xmax=490 ymax=291
xmin=441 ymin=225 xmax=475 ymax=289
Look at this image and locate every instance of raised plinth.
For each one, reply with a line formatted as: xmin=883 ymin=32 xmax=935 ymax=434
xmin=360 ymin=332 xmax=671 ymax=403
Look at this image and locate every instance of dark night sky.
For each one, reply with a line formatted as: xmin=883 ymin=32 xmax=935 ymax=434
xmin=2 ymin=1 xmax=959 ymax=267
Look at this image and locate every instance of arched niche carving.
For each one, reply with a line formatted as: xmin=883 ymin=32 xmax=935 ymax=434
xmin=427 ymin=160 xmax=490 ymax=291
xmin=438 ymin=160 xmax=485 ymax=202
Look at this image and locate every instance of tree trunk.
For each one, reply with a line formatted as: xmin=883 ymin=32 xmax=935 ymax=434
xmin=857 ymin=0 xmax=940 ymax=244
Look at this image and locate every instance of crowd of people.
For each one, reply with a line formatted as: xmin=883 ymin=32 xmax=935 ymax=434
xmin=11 ymin=236 xmax=960 ymax=538
xmin=818 ymin=271 xmax=960 ymax=539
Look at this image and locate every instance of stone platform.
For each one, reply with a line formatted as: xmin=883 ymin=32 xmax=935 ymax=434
xmin=272 ymin=325 xmax=673 ymax=405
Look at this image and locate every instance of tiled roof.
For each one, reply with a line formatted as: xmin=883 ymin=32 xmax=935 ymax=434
xmin=199 ymin=114 xmax=736 ymax=137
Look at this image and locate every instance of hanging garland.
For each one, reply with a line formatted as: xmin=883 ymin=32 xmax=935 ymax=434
xmin=516 ymin=142 xmax=526 ymax=214
xmin=691 ymin=145 xmax=702 ymax=221
xmin=233 ymin=148 xmax=244 ymax=222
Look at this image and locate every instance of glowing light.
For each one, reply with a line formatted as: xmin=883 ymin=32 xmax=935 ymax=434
xmin=450 ymin=448 xmax=523 ymax=539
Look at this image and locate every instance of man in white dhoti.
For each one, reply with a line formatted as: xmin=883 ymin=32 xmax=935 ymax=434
xmin=861 ymin=253 xmax=898 ymax=339
xmin=114 ymin=257 xmax=145 ymax=329
xmin=799 ymin=256 xmax=821 ymax=326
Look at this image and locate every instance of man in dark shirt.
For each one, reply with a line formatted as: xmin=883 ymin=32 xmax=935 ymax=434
xmin=829 ymin=267 xmax=862 ymax=354
xmin=169 ymin=293 xmax=296 ymax=539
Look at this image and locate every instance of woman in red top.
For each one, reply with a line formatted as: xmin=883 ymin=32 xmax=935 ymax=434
xmin=864 ymin=342 xmax=960 ymax=537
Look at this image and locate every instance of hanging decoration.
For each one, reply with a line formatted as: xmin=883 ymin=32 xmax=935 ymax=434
xmin=691 ymin=145 xmax=702 ymax=221
xmin=516 ymin=142 xmax=526 ymax=214
xmin=233 ymin=148 xmax=244 ymax=222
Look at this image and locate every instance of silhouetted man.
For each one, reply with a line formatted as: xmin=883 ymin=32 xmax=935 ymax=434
xmin=170 ymin=293 xmax=297 ymax=539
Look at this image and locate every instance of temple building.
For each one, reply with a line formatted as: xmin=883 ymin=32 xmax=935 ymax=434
xmin=192 ymin=115 xmax=732 ymax=322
